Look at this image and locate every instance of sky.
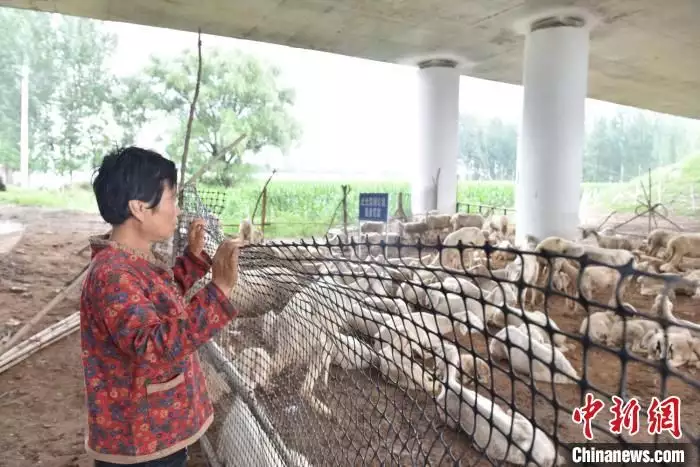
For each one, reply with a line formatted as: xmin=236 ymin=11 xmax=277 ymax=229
xmin=101 ymin=21 xmax=652 ymax=180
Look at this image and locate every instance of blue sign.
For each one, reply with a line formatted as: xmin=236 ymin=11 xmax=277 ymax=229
xmin=359 ymin=193 xmax=389 ymax=222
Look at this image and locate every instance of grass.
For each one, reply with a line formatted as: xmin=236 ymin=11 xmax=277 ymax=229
xmin=0 ymin=186 xmax=98 ymax=212
xmin=591 ymin=154 xmax=700 ymax=216
xmin=2 ymin=169 xmax=697 ymax=238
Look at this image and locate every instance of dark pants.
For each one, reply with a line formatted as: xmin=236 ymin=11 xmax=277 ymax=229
xmin=94 ymin=447 xmax=189 ymax=467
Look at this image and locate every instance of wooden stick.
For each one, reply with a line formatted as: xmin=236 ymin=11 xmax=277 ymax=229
xmin=0 ymin=313 xmax=80 ymax=374
xmin=179 ymin=29 xmax=204 ymax=196
xmin=0 ymin=312 xmax=79 ymax=365
xmin=1 ymin=317 xmax=79 ymax=369
xmin=341 ymin=185 xmax=349 ymax=239
xmin=0 ymin=314 xmax=79 ymax=363
xmin=260 ymin=187 xmax=268 ymax=238
xmin=324 ymin=198 xmax=344 ymax=237
xmin=252 ymin=170 xmax=277 ymax=224
xmin=174 ymin=30 xmax=204 ymax=260
xmin=0 ymin=264 xmax=89 ymax=356
xmin=179 ymin=133 xmax=246 ymax=192
xmin=432 ymin=168 xmax=441 ymax=211
xmin=394 ymin=192 xmax=407 ymax=221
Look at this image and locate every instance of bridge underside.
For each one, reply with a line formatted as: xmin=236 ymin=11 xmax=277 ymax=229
xmin=1 ymin=0 xmax=698 ymax=119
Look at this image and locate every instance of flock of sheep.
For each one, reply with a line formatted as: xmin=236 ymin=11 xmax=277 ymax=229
xmin=185 ymin=211 xmax=700 ymax=467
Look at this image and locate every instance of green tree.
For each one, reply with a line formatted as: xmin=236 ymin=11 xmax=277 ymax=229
xmin=41 ymin=15 xmax=118 ymax=178
xmin=111 ymin=75 xmax=153 ymax=147
xmin=0 ymin=9 xmax=59 ymax=175
xmin=481 ymin=118 xmax=517 ymax=180
xmin=131 ymin=47 xmax=301 ymax=187
xmin=458 ymin=114 xmax=518 ymax=180
xmin=0 ymin=10 xmax=130 ymax=180
xmin=581 ymin=109 xmax=696 ymax=182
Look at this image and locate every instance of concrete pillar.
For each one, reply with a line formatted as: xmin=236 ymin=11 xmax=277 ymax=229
xmin=514 ymin=15 xmax=591 ymax=245
xmin=413 ymin=59 xmax=460 ymax=216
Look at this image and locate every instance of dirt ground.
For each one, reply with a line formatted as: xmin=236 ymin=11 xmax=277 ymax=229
xmin=1 ymin=205 xmax=699 ymax=467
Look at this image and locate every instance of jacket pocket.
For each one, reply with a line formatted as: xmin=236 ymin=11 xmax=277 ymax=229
xmin=145 ymin=373 xmax=193 ymax=440
xmin=146 ymin=373 xmax=185 ymax=394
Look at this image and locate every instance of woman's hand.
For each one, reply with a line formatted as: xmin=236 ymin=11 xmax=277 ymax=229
xmin=211 ymin=239 xmax=241 ymax=297
xmin=188 ymin=219 xmax=206 ymax=258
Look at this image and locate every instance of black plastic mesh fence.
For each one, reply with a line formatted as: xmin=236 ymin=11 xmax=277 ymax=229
xmin=175 ymin=188 xmax=700 ymax=467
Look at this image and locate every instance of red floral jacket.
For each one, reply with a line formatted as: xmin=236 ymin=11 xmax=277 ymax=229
xmin=80 ymin=235 xmax=238 ymax=464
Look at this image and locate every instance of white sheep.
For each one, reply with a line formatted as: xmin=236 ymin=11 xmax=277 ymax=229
xmin=426 ymin=213 xmax=452 ymax=231
xmin=238 ymin=218 xmax=264 ymax=244
xmin=489 ymin=325 xmax=579 ymax=385
xmin=482 ymin=281 xmax=519 ymax=310
xmin=433 ymin=227 xmax=487 ymax=269
xmin=450 ymin=212 xmax=484 ymax=231
xmin=435 ymin=378 xmax=563 ymax=467
xmin=579 ymin=311 xmax=620 ymax=345
xmin=396 ymin=281 xmax=430 ymax=307
xmin=360 ymin=221 xmax=386 ymax=234
xmin=384 ymin=321 xmax=491 ymax=387
xmin=664 ymin=232 xmax=700 ymax=268
xmin=551 ymin=266 xmax=576 ymax=309
xmin=402 ymin=221 xmax=430 ymax=237
xmin=489 ymin=304 xmax=567 ymax=350
xmin=262 ymin=280 xmax=379 ymax=418
xmin=649 ymin=293 xmax=674 ymax=318
xmin=536 ymin=237 xmax=634 ymax=308
xmin=374 ymin=332 xmax=442 ymax=396
xmin=535 ymin=236 xmax=635 ymax=267
xmin=634 ymin=254 xmax=666 ymax=273
xmin=636 ymin=273 xmax=696 ymax=297
xmin=654 ymin=289 xmax=700 ymax=338
xmin=424 ymin=289 xmax=490 ymax=331
xmin=362 ymin=295 xmax=412 ymax=316
xmin=356 ymin=303 xmax=490 ymax=393
xmin=504 ymin=250 xmax=541 ymax=308
xmin=580 ymin=227 xmax=634 ymax=251
xmin=608 ymin=318 xmax=662 ymax=355
xmin=645 ymin=228 xmax=676 ymax=257
xmin=486 ymin=214 xmax=510 ymax=236
xmin=489 ymin=240 xmax=517 ymax=269
xmin=646 ymin=329 xmax=700 ymax=368
xmin=577 ymin=265 xmax=629 ymax=308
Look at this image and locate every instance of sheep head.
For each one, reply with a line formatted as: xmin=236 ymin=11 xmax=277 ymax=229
xmin=238 ymin=219 xmax=253 ymax=242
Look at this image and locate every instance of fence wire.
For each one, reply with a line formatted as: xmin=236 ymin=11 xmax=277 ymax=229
xmin=174 ymin=188 xmax=700 ymax=467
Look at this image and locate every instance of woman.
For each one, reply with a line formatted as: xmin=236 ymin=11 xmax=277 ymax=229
xmin=81 ymin=146 xmax=240 ymax=466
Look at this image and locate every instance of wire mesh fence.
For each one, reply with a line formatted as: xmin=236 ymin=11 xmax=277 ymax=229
xmin=172 ymin=187 xmax=700 ymax=466
xmin=456 ymin=202 xmax=516 ymax=218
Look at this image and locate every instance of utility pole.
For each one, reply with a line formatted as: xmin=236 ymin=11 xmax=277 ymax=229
xmin=20 ymin=62 xmax=29 ymax=188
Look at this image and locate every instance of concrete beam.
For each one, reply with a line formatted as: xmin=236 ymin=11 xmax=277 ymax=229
xmin=0 ymin=0 xmax=697 ymax=119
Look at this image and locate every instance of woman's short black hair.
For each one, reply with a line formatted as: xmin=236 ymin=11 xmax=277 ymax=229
xmin=92 ymin=146 xmax=178 ymax=226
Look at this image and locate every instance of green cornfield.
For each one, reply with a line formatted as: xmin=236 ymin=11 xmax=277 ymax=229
xmin=207 ymin=179 xmax=629 ymax=238
xmin=2 ymin=178 xmax=655 ymax=239
xmin=201 ymin=180 xmax=517 ymax=238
